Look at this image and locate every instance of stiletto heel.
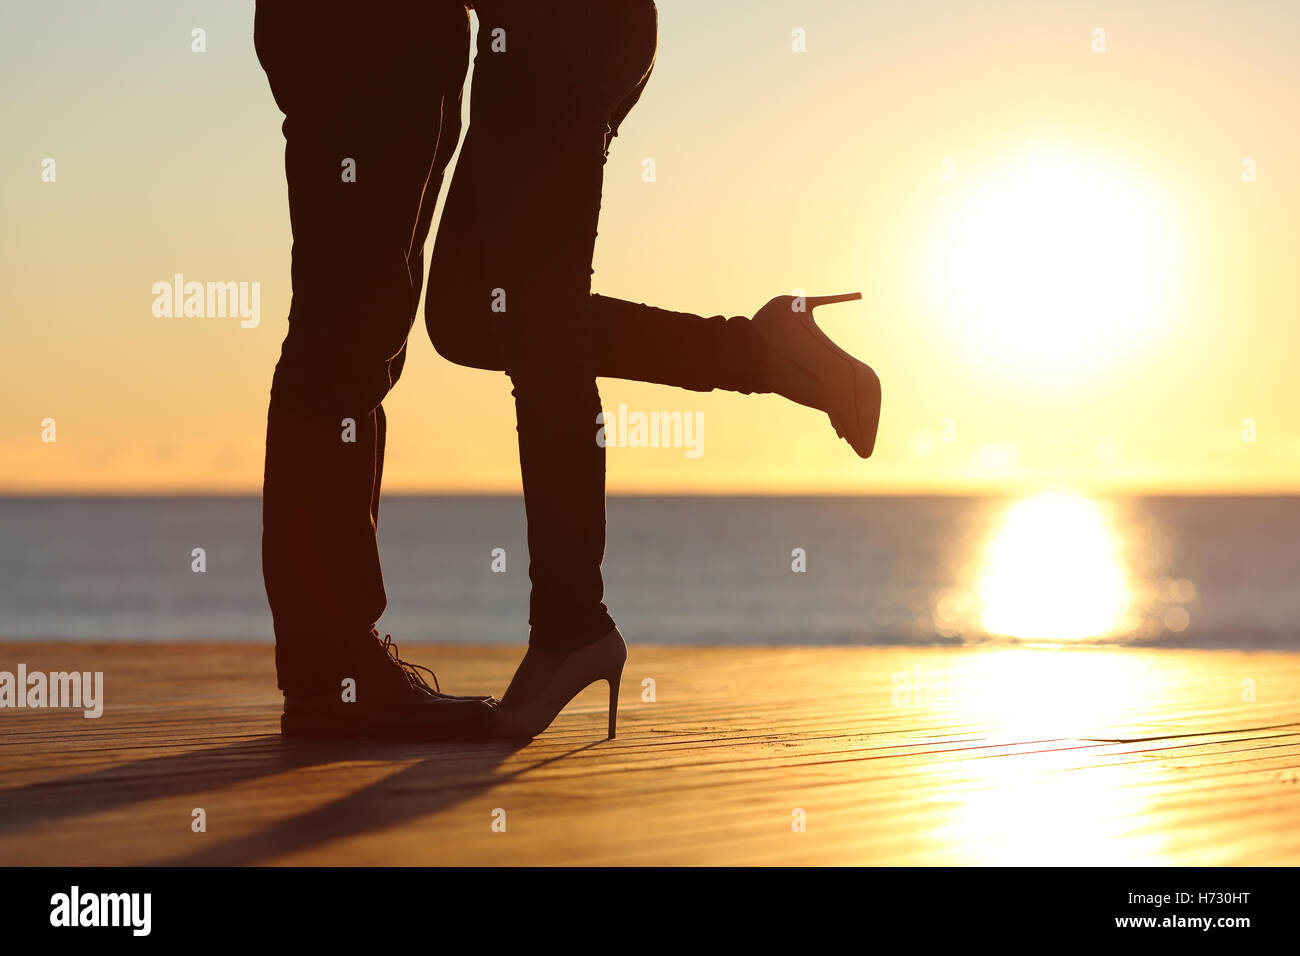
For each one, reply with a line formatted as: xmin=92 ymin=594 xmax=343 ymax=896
xmin=606 ymin=670 xmax=622 ymax=739
xmin=752 ymin=292 xmax=881 ymax=459
xmin=803 ymin=292 xmax=863 ymax=308
xmin=496 ymin=628 xmax=629 ymax=739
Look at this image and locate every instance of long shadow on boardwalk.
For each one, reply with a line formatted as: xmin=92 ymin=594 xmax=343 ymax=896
xmin=0 ymin=736 xmax=541 ymax=864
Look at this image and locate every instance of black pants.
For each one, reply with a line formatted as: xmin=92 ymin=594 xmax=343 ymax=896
xmin=258 ymin=0 xmax=768 ymax=691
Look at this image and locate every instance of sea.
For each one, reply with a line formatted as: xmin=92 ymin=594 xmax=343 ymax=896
xmin=1 ymin=495 xmax=1297 ymax=649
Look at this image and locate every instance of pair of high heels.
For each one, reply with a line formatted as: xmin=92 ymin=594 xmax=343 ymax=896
xmin=495 ymin=293 xmax=876 ymax=740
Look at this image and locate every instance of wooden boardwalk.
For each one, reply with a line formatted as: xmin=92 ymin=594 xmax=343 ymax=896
xmin=1 ymin=642 xmax=1298 ymax=865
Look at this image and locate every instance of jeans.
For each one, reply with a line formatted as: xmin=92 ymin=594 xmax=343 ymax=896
xmin=257 ymin=0 xmax=768 ymax=690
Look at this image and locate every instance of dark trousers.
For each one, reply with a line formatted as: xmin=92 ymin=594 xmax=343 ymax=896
xmin=257 ymin=0 xmax=768 ymax=691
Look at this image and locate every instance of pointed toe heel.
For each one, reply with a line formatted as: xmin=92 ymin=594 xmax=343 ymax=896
xmin=497 ymin=629 xmax=628 ymax=740
xmin=752 ymin=291 xmax=880 ymax=459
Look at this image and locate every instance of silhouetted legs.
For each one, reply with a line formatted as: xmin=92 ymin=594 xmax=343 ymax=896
xmin=257 ymin=1 xmax=470 ymax=692
xmin=259 ymin=0 xmax=773 ymax=678
xmin=426 ymin=0 xmax=770 ymax=653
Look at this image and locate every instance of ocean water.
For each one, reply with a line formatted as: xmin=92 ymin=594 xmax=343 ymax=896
xmin=0 ymin=495 xmax=1297 ymax=648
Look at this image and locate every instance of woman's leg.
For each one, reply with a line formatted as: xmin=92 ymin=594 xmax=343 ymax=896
xmin=430 ymin=0 xmax=660 ymax=653
xmin=428 ymin=4 xmax=769 ymax=398
xmin=430 ymin=285 xmax=771 ymax=397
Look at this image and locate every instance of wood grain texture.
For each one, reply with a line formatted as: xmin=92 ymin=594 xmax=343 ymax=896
xmin=1 ymin=642 xmax=1297 ymax=865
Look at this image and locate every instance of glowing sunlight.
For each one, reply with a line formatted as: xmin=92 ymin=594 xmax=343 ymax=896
xmin=928 ymin=148 xmax=1182 ymax=377
xmin=978 ymin=492 xmax=1132 ymax=641
xmin=933 ymin=650 xmax=1179 ymax=864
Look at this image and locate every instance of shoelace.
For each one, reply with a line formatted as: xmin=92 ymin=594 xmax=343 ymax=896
xmin=379 ymin=634 xmax=442 ymax=695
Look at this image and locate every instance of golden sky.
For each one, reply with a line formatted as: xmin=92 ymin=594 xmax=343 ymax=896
xmin=2 ymin=0 xmax=1297 ymax=493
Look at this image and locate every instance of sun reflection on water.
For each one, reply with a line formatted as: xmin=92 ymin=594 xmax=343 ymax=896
xmin=910 ymin=494 xmax=1203 ymax=863
xmin=977 ymin=492 xmax=1132 ymax=642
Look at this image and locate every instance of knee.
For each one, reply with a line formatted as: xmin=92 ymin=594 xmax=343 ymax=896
xmin=424 ymin=303 xmax=471 ymax=366
xmin=272 ymin=333 xmax=406 ymax=420
xmin=424 ymin=297 xmax=501 ymax=372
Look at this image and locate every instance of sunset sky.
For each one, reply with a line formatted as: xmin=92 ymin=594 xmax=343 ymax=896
xmin=2 ymin=0 xmax=1297 ymax=494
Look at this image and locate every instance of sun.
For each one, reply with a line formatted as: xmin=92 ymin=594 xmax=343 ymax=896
xmin=926 ymin=146 xmax=1182 ymax=375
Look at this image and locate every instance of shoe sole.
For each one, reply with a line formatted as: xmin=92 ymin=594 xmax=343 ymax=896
xmin=280 ymin=709 xmax=491 ymax=742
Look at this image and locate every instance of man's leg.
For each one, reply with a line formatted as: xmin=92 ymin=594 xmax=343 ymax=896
xmin=256 ymin=0 xmax=470 ymax=693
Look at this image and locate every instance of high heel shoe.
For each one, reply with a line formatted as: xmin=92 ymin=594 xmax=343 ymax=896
xmin=751 ymin=292 xmax=881 ymax=458
xmin=495 ymin=628 xmax=627 ymax=740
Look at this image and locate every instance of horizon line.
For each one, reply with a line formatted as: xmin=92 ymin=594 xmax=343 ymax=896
xmin=3 ymin=487 xmax=1299 ymax=499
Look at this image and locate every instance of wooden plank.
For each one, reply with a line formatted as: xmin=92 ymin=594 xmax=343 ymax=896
xmin=0 ymin=642 xmax=1297 ymax=865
